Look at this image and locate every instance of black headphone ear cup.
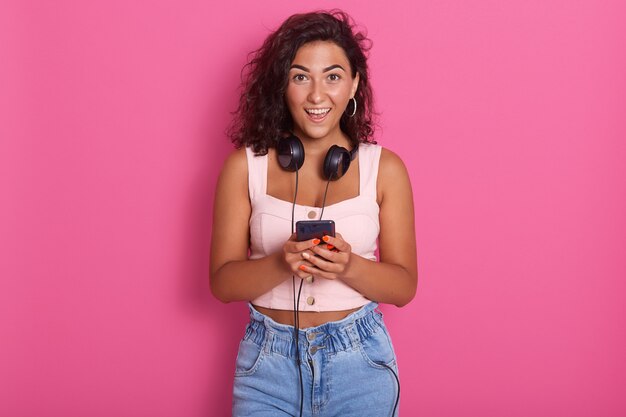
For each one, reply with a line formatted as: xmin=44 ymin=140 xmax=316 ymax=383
xmin=277 ymin=135 xmax=305 ymax=171
xmin=323 ymin=145 xmax=351 ymax=180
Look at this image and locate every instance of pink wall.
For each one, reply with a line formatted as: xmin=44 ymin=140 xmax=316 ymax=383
xmin=2 ymin=0 xmax=625 ymax=416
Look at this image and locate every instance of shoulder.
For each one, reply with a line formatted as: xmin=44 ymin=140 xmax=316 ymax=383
xmin=218 ymin=147 xmax=252 ymax=185
xmin=216 ymin=147 xmax=249 ymax=193
xmin=379 ymin=147 xmax=407 ymax=174
xmin=221 ymin=147 xmax=248 ymax=173
xmin=378 ymin=147 xmax=410 ymax=185
xmin=358 ymin=143 xmax=406 ymax=172
xmin=376 ymin=147 xmax=412 ymax=204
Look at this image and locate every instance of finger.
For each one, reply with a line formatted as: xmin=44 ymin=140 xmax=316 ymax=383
xmin=296 ymin=269 xmax=314 ymax=280
xmin=286 ymin=253 xmax=307 ymax=268
xmin=298 ymin=262 xmax=314 ymax=276
xmin=309 ymin=245 xmax=338 ymax=262
xmin=314 ymin=238 xmax=339 ymax=252
xmin=302 ymin=250 xmax=338 ymax=272
xmin=296 ymin=260 xmax=315 ymax=277
xmin=299 ymin=264 xmax=336 ymax=280
xmin=321 ymin=234 xmax=350 ymax=253
xmin=296 ymin=238 xmax=322 ymax=252
xmin=286 ymin=238 xmax=321 ymax=253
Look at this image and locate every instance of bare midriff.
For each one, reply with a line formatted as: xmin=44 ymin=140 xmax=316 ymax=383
xmin=253 ymin=305 xmax=362 ymax=328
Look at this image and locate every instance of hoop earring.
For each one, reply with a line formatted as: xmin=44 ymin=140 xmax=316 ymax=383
xmin=347 ymin=97 xmax=357 ymax=117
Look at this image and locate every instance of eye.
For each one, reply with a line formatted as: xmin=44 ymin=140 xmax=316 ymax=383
xmin=328 ymin=73 xmax=342 ymax=82
xmin=292 ymin=74 xmax=308 ymax=82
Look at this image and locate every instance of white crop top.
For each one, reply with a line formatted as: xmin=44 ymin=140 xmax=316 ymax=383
xmin=246 ymin=143 xmax=382 ymax=311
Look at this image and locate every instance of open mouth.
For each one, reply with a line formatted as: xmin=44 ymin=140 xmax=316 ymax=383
xmin=304 ymin=108 xmax=331 ymax=121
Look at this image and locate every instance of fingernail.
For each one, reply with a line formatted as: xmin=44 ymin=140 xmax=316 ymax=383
xmin=299 ymin=265 xmax=307 ymax=271
xmin=301 ymin=252 xmax=310 ymax=259
xmin=322 ymin=235 xmax=330 ymax=242
xmin=327 ymin=244 xmax=334 ymax=250
xmin=312 ymin=238 xmax=321 ymax=245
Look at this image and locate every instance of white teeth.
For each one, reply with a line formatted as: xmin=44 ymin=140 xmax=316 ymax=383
xmin=306 ymin=108 xmax=330 ymax=115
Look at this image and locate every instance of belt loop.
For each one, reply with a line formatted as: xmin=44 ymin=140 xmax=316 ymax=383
xmin=263 ymin=328 xmax=273 ymax=355
xmin=346 ymin=323 xmax=360 ymax=350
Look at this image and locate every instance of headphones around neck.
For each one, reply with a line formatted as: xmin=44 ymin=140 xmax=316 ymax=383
xmin=276 ymin=134 xmax=358 ymax=181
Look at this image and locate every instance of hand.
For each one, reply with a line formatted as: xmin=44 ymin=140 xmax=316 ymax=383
xmin=298 ymin=233 xmax=352 ymax=280
xmin=282 ymin=233 xmax=321 ymax=280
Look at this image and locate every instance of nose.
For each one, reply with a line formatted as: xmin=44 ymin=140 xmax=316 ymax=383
xmin=307 ymin=80 xmax=324 ymax=104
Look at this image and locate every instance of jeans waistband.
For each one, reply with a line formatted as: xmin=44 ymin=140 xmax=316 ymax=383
xmin=244 ymin=302 xmax=383 ymax=360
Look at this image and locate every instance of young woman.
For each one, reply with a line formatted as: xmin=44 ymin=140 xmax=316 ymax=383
xmin=210 ymin=10 xmax=417 ymax=417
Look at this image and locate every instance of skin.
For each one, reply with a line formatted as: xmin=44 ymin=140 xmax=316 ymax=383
xmin=210 ymin=41 xmax=417 ymax=327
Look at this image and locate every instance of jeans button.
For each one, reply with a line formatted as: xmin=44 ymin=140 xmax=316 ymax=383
xmin=310 ymin=346 xmax=319 ymax=354
xmin=307 ymin=332 xmax=316 ymax=341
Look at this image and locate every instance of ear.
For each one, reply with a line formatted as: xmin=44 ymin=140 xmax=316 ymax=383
xmin=350 ymin=72 xmax=360 ymax=98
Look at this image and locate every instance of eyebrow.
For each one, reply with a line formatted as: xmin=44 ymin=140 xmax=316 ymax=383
xmin=289 ymin=64 xmax=346 ymax=72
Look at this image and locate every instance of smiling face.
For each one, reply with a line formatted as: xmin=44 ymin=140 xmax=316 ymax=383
xmin=285 ymin=41 xmax=360 ymax=144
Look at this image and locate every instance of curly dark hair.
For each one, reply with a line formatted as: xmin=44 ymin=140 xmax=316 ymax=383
xmin=228 ymin=10 xmax=377 ymax=155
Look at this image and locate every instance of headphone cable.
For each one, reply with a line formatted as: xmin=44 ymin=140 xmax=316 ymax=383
xmin=378 ymin=361 xmax=400 ymax=417
xmin=290 ymin=168 xmax=305 ymax=417
xmin=292 ymin=276 xmax=304 ymax=417
xmin=318 ymin=175 xmax=332 ymax=220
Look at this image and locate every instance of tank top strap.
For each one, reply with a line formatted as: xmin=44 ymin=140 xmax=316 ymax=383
xmin=358 ymin=143 xmax=382 ymax=200
xmin=245 ymin=146 xmax=268 ymax=201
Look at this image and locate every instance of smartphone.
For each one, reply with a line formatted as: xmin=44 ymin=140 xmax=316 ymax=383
xmin=295 ymin=220 xmax=335 ymax=242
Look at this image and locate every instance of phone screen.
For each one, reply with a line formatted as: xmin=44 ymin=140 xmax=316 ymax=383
xmin=295 ymin=220 xmax=335 ymax=242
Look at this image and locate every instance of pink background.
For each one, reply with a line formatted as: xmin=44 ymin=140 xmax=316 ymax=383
xmin=1 ymin=0 xmax=625 ymax=416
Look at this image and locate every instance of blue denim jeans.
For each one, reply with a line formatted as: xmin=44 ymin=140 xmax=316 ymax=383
xmin=232 ymin=302 xmax=400 ymax=417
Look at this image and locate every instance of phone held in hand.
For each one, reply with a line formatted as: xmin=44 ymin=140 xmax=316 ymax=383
xmin=295 ymin=220 xmax=335 ymax=242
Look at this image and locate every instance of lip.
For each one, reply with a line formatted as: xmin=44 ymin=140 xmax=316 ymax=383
xmin=304 ymin=108 xmax=331 ymax=123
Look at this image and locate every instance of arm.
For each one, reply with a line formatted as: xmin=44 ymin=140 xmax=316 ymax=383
xmin=209 ymin=148 xmax=321 ymax=303
xmin=302 ymin=148 xmax=418 ymax=307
